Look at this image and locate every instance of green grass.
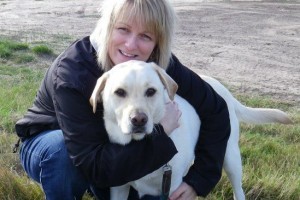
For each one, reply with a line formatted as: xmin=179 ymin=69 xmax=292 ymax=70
xmin=0 ymin=39 xmax=29 ymax=59
xmin=0 ymin=38 xmax=299 ymax=200
xmin=200 ymin=101 xmax=300 ymax=199
xmin=0 ymin=38 xmax=54 ymax=64
xmin=0 ymin=65 xmax=44 ymax=133
xmin=0 ymin=167 xmax=43 ymax=200
xmin=32 ymin=45 xmax=53 ymax=55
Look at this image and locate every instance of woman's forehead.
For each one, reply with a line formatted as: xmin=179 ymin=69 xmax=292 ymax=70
xmin=115 ymin=17 xmax=157 ymax=34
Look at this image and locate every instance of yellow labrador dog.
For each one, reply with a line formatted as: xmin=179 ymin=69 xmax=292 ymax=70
xmin=90 ymin=60 xmax=292 ymax=200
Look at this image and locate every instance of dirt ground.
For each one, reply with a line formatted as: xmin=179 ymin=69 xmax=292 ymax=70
xmin=0 ymin=0 xmax=299 ymax=105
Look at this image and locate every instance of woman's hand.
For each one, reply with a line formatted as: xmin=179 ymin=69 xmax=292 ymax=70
xmin=159 ymin=101 xmax=181 ymax=135
xmin=169 ymin=182 xmax=197 ymax=200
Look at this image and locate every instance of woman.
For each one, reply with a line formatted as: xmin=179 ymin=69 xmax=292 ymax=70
xmin=15 ymin=0 xmax=230 ymax=199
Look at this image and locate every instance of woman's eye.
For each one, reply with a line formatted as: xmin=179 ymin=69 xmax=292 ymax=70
xmin=141 ymin=34 xmax=152 ymax=41
xmin=145 ymin=88 xmax=156 ymax=97
xmin=117 ymin=27 xmax=129 ymax=33
xmin=115 ymin=88 xmax=126 ymax=97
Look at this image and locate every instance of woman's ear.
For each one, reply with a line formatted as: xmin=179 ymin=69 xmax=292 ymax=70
xmin=89 ymin=73 xmax=109 ymax=113
xmin=151 ymin=62 xmax=178 ymax=100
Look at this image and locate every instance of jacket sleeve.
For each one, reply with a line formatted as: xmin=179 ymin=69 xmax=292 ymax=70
xmin=166 ymin=55 xmax=231 ymax=197
xmin=53 ymin=73 xmax=177 ymax=188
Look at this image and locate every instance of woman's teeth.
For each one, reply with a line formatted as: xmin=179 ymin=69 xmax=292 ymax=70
xmin=120 ymin=50 xmax=136 ymax=58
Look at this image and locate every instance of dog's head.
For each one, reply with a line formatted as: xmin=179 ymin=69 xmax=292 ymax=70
xmin=90 ymin=60 xmax=178 ymax=145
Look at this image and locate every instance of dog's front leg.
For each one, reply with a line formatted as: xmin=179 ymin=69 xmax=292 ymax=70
xmin=111 ymin=184 xmax=131 ymax=200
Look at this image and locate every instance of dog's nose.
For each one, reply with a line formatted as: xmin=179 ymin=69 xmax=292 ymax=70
xmin=130 ymin=112 xmax=148 ymax=127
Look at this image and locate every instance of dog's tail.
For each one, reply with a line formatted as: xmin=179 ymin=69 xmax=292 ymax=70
xmin=200 ymin=75 xmax=293 ymax=125
xmin=233 ymin=98 xmax=292 ymax=124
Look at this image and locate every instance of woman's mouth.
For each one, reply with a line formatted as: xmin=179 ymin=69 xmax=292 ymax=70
xmin=119 ymin=50 xmax=137 ymax=58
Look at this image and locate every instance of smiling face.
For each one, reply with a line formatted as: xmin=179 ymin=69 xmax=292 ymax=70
xmin=108 ymin=19 xmax=157 ymax=65
xmin=95 ymin=0 xmax=176 ymax=71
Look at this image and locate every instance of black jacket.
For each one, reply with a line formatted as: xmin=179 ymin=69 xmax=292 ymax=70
xmin=15 ymin=36 xmax=230 ymax=197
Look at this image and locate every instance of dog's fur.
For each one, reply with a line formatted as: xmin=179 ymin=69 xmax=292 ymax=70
xmin=90 ymin=60 xmax=292 ymax=200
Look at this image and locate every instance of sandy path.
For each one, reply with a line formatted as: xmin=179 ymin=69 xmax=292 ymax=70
xmin=0 ymin=0 xmax=299 ymax=105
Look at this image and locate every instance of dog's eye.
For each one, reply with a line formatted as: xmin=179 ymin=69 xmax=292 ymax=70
xmin=145 ymin=88 xmax=156 ymax=97
xmin=115 ymin=88 xmax=126 ymax=97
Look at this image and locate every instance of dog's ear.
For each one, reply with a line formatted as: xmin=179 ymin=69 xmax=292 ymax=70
xmin=151 ymin=63 xmax=178 ymax=100
xmin=89 ymin=72 xmax=109 ymax=113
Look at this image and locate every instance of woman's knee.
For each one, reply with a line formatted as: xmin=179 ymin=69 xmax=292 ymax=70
xmin=20 ymin=130 xmax=71 ymax=181
xmin=20 ymin=130 xmax=89 ymax=199
xmin=43 ymin=130 xmax=69 ymax=160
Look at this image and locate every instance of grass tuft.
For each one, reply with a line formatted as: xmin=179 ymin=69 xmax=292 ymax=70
xmin=31 ymin=45 xmax=53 ymax=55
xmin=0 ymin=40 xmax=29 ymax=51
xmin=0 ymin=167 xmax=43 ymax=200
xmin=0 ymin=40 xmax=29 ymax=59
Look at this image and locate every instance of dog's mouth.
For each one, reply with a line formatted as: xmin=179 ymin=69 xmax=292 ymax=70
xmin=130 ymin=126 xmax=147 ymax=134
xmin=130 ymin=127 xmax=148 ymax=141
xmin=121 ymin=124 xmax=149 ymax=136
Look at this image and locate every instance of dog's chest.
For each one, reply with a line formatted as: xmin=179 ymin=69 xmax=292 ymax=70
xmin=131 ymin=169 xmax=163 ymax=196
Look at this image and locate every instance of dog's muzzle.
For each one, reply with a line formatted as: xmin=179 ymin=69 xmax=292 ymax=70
xmin=130 ymin=111 xmax=148 ymax=133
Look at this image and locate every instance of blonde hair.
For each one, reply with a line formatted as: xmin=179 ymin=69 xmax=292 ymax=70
xmin=91 ymin=0 xmax=176 ymax=71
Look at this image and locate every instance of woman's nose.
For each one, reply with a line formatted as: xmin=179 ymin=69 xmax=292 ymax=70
xmin=125 ymin=35 xmax=138 ymax=50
